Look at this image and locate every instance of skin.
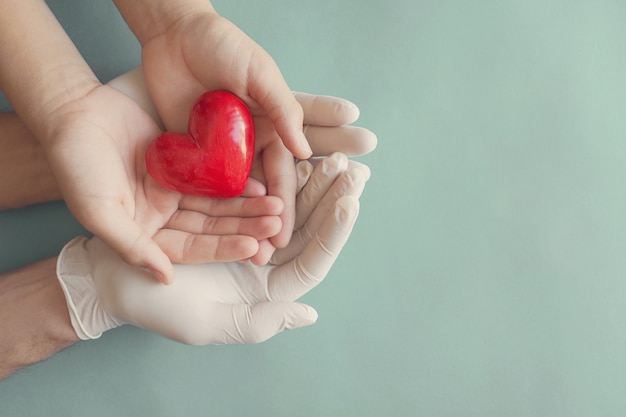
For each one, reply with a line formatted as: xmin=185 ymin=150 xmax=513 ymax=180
xmin=115 ymin=0 xmax=313 ymax=257
xmin=0 ymin=0 xmax=376 ymax=382
xmin=0 ymin=109 xmax=284 ymax=381
xmin=0 ymin=257 xmax=76 ymax=381
xmin=0 ymin=6 xmax=298 ymax=374
xmin=0 ymin=0 xmax=309 ymax=283
xmin=0 ymin=158 xmax=367 ymax=381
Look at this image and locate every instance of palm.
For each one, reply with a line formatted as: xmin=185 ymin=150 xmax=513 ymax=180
xmin=141 ymin=12 xmax=301 ymax=256
xmin=45 ymin=85 xmax=168 ymax=229
xmin=140 ymin=12 xmax=290 ymax=182
xmin=46 ymin=85 xmax=280 ymax=269
xmin=141 ymin=13 xmax=276 ymax=131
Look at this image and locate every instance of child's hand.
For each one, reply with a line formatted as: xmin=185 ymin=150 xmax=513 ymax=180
xmin=132 ymin=5 xmax=311 ymax=253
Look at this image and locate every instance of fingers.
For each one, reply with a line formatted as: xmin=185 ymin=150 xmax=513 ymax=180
xmin=295 ymin=92 xmax=360 ymax=126
xmin=166 ymin=209 xmax=282 ymax=239
xmin=267 ymin=195 xmax=360 ymax=301
xmin=241 ymin=177 xmax=267 ymax=197
xmin=294 ymin=153 xmax=348 ymax=230
xmin=248 ymin=59 xmax=312 ymax=160
xmin=247 ymin=238 xmax=276 ymax=266
xmin=271 ymin=161 xmax=369 ymax=266
xmin=158 ymin=199 xmax=284 ymax=263
xmin=301 ymin=160 xmax=370 ymax=233
xmin=152 ymin=229 xmax=260 ymax=263
xmin=245 ymin=151 xmax=339 ymax=265
xmin=154 ymin=218 xmax=281 ymax=264
xmin=295 ymin=91 xmax=377 ymax=157
xmin=156 ymin=212 xmax=281 ymax=263
xmin=167 ymin=195 xmax=284 ymax=263
xmin=305 ymin=125 xmax=378 ymax=157
xmin=88 ymin=207 xmax=175 ymax=284
xmin=178 ymin=195 xmax=283 ymax=218
xmin=295 ymin=158 xmax=314 ymax=195
xmin=262 ymin=140 xmax=297 ymax=249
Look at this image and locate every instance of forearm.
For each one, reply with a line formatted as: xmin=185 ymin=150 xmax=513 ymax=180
xmin=0 ymin=112 xmax=61 ymax=209
xmin=0 ymin=0 xmax=100 ymax=145
xmin=0 ymin=257 xmax=79 ymax=381
xmin=113 ymin=0 xmax=216 ymax=45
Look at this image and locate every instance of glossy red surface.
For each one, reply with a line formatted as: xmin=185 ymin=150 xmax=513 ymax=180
xmin=146 ymin=90 xmax=255 ymax=198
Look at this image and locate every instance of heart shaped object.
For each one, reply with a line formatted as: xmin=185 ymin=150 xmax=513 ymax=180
xmin=146 ymin=90 xmax=255 ymax=198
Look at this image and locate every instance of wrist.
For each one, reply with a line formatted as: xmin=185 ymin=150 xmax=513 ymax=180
xmin=57 ymin=237 xmax=124 ymax=340
xmin=0 ymin=257 xmax=79 ymax=380
xmin=113 ymin=0 xmax=217 ymax=45
xmin=0 ymin=0 xmax=100 ymax=146
xmin=30 ymin=75 xmax=101 ymax=148
xmin=0 ymin=113 xmax=61 ymax=209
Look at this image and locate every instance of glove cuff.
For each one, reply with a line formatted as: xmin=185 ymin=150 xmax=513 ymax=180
xmin=56 ymin=236 xmax=122 ymax=340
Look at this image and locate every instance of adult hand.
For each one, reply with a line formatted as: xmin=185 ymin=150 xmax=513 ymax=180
xmin=56 ymin=155 xmax=370 ymax=344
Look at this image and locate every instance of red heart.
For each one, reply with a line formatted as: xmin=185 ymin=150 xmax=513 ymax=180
xmin=146 ymin=90 xmax=255 ymax=198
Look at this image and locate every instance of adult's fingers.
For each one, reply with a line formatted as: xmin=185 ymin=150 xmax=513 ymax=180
xmin=267 ymin=195 xmax=360 ymax=301
xmin=294 ymin=153 xmax=349 ymax=230
xmin=297 ymin=161 xmax=368 ymax=235
xmin=305 ymin=125 xmax=378 ymax=157
xmin=271 ymin=161 xmax=369 ymax=265
xmin=295 ymin=92 xmax=360 ymax=126
xmin=295 ymin=159 xmax=314 ymax=195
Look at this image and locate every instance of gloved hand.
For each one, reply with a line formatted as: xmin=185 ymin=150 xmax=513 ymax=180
xmin=56 ymin=154 xmax=370 ymax=345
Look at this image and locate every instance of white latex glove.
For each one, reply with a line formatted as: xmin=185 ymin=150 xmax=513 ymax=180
xmin=56 ymin=154 xmax=370 ymax=345
xmin=108 ymin=67 xmax=377 ymax=158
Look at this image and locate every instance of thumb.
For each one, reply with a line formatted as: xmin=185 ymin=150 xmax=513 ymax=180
xmin=227 ymin=302 xmax=318 ymax=344
xmin=90 ymin=210 xmax=174 ymax=284
xmin=248 ymin=62 xmax=312 ymax=159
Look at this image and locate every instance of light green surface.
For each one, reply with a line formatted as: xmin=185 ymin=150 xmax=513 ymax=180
xmin=2 ymin=0 xmax=626 ymax=415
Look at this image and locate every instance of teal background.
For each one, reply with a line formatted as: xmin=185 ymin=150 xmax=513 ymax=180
xmin=2 ymin=0 xmax=626 ymax=415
